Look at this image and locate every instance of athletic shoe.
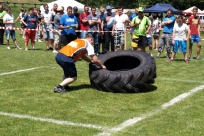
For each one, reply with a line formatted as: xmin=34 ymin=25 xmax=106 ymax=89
xmin=53 ymin=50 xmax=58 ymax=53
xmin=155 ymin=54 xmax=160 ymax=58
xmin=185 ymin=59 xmax=189 ymax=63
xmin=53 ymin=87 xmax=67 ymax=93
xmin=197 ymin=57 xmax=202 ymax=60
xmin=16 ymin=46 xmax=22 ymax=49
xmin=167 ymin=58 xmax=173 ymax=62
xmin=7 ymin=46 xmax=10 ymax=49
xmin=190 ymin=57 xmax=194 ymax=60
xmin=25 ymin=48 xmax=28 ymax=51
xmin=49 ymin=47 xmax=53 ymax=50
xmin=166 ymin=56 xmax=170 ymax=60
xmin=38 ymin=39 xmax=43 ymax=42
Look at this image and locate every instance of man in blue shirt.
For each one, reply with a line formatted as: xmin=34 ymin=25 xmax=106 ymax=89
xmin=156 ymin=8 xmax=176 ymax=60
xmin=59 ymin=6 xmax=78 ymax=48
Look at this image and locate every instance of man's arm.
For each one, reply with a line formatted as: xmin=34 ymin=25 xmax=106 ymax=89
xmin=90 ymin=55 xmax=106 ymax=69
xmin=81 ymin=55 xmax=92 ymax=62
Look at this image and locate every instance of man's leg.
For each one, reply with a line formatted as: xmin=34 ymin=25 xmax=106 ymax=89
xmin=165 ymin=34 xmax=172 ymax=59
xmin=189 ymin=38 xmax=193 ymax=59
xmin=196 ymin=42 xmax=202 ymax=59
xmin=156 ymin=34 xmax=165 ymax=58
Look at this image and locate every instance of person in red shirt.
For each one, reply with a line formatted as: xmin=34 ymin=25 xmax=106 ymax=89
xmin=54 ymin=35 xmax=106 ymax=93
xmin=79 ymin=5 xmax=90 ymax=39
xmin=188 ymin=6 xmax=202 ymax=60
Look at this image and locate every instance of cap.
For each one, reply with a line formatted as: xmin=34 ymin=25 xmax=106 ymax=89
xmin=106 ymin=5 xmax=112 ymax=10
xmin=138 ymin=7 xmax=144 ymax=12
xmin=73 ymin=6 xmax=78 ymax=10
xmin=57 ymin=7 xmax=63 ymax=11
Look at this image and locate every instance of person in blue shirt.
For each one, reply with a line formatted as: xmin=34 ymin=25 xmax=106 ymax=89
xmin=21 ymin=8 xmax=38 ymax=50
xmin=156 ymin=8 xmax=176 ymax=60
xmin=59 ymin=6 xmax=78 ymax=48
xmin=129 ymin=8 xmax=138 ymax=40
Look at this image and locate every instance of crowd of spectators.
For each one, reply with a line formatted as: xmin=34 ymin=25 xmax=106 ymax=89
xmin=0 ymin=4 xmax=202 ymax=61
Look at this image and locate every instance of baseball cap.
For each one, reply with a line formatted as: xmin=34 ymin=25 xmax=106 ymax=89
xmin=138 ymin=7 xmax=144 ymax=12
xmin=106 ymin=5 xmax=112 ymax=10
xmin=57 ymin=7 xmax=63 ymax=11
xmin=73 ymin=6 xmax=78 ymax=10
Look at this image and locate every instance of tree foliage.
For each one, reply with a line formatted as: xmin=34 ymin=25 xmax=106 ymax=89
xmin=75 ymin=0 xmax=204 ymax=10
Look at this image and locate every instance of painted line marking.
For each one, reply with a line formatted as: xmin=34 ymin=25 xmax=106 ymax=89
xmin=0 ymin=111 xmax=108 ymax=130
xmin=0 ymin=66 xmax=56 ymax=76
xmin=95 ymin=84 xmax=204 ymax=136
xmin=157 ymin=77 xmax=204 ymax=83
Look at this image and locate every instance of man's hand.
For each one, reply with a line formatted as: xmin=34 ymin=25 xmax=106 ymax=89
xmin=101 ymin=65 xmax=106 ymax=69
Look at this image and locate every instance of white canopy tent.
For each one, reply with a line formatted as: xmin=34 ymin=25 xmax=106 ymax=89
xmin=182 ymin=6 xmax=202 ymax=15
xmin=40 ymin=0 xmax=85 ymax=12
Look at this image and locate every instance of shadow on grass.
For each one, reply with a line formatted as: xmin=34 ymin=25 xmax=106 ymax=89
xmin=68 ymin=84 xmax=93 ymax=92
xmin=139 ymin=85 xmax=158 ymax=93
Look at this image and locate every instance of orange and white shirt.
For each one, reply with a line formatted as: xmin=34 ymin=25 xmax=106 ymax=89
xmin=59 ymin=39 xmax=94 ymax=62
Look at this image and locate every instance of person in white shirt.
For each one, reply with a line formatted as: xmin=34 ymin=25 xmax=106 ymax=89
xmin=42 ymin=4 xmax=54 ymax=51
xmin=112 ymin=6 xmax=130 ymax=50
xmin=15 ymin=8 xmax=27 ymax=38
xmin=3 ymin=7 xmax=21 ymax=49
xmin=169 ymin=15 xmax=190 ymax=62
xmin=152 ymin=13 xmax=159 ymax=50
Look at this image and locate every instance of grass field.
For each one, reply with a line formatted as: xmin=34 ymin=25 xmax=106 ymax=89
xmin=1 ymin=5 xmax=204 ymax=136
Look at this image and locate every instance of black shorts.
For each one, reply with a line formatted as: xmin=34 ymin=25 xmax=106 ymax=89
xmin=55 ymin=53 xmax=77 ymax=78
xmin=59 ymin=35 xmax=77 ymax=48
xmin=138 ymin=36 xmax=148 ymax=47
xmin=153 ymin=32 xmax=159 ymax=39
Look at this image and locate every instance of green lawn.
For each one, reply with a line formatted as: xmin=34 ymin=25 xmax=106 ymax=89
xmin=0 ymin=5 xmax=204 ymax=136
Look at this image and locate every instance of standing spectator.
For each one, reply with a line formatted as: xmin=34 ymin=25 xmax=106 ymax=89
xmin=59 ymin=6 xmax=78 ymax=48
xmin=112 ymin=6 xmax=129 ymax=51
xmin=152 ymin=13 xmax=159 ymax=50
xmin=130 ymin=7 xmax=150 ymax=52
xmin=3 ymin=7 xmax=21 ymax=49
xmin=21 ymin=8 xmax=38 ymax=50
xmin=98 ymin=7 xmax=105 ymax=54
xmin=53 ymin=6 xmax=63 ymax=53
xmin=129 ymin=8 xmax=138 ymax=40
xmin=15 ymin=8 xmax=27 ymax=38
xmin=87 ymin=7 xmax=101 ymax=55
xmin=156 ymin=9 xmax=176 ymax=59
xmin=102 ymin=5 xmax=115 ymax=53
xmin=146 ymin=15 xmax=153 ymax=56
xmin=0 ymin=4 xmax=6 ymax=45
xmin=188 ymin=7 xmax=202 ymax=60
xmin=169 ymin=15 xmax=190 ymax=62
xmin=73 ymin=6 xmax=80 ymax=38
xmin=79 ymin=5 xmax=90 ymax=39
xmin=42 ymin=4 xmax=54 ymax=51
xmin=33 ymin=8 xmax=42 ymax=42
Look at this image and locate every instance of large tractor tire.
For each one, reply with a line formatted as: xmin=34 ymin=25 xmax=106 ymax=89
xmin=89 ymin=50 xmax=156 ymax=93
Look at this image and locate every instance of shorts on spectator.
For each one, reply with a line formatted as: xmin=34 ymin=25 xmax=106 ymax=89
xmin=25 ymin=29 xmax=36 ymax=43
xmin=43 ymin=28 xmax=54 ymax=40
xmin=153 ymin=32 xmax=159 ymax=39
xmin=147 ymin=37 xmax=152 ymax=45
xmin=191 ymin=34 xmax=201 ymax=44
xmin=6 ymin=30 xmax=16 ymax=41
xmin=114 ymin=30 xmax=124 ymax=46
xmin=173 ymin=40 xmax=187 ymax=53
xmin=54 ymin=31 xmax=61 ymax=44
xmin=132 ymin=35 xmax=148 ymax=48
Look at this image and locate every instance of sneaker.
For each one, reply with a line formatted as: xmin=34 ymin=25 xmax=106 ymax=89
xmin=155 ymin=54 xmax=160 ymax=58
xmin=25 ymin=48 xmax=28 ymax=51
xmin=38 ymin=39 xmax=43 ymax=42
xmin=16 ymin=46 xmax=22 ymax=49
xmin=197 ymin=57 xmax=202 ymax=60
xmin=190 ymin=57 xmax=194 ymax=60
xmin=185 ymin=59 xmax=189 ymax=63
xmin=167 ymin=58 xmax=173 ymax=62
xmin=7 ymin=46 xmax=10 ymax=49
xmin=166 ymin=56 xmax=170 ymax=60
xmin=49 ymin=47 xmax=53 ymax=51
xmin=54 ymin=87 xmax=67 ymax=93
xmin=53 ymin=50 xmax=58 ymax=53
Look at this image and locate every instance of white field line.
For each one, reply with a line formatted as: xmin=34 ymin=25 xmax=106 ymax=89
xmin=0 ymin=111 xmax=108 ymax=130
xmin=157 ymin=77 xmax=204 ymax=84
xmin=0 ymin=66 xmax=56 ymax=76
xmin=95 ymin=84 xmax=204 ymax=136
